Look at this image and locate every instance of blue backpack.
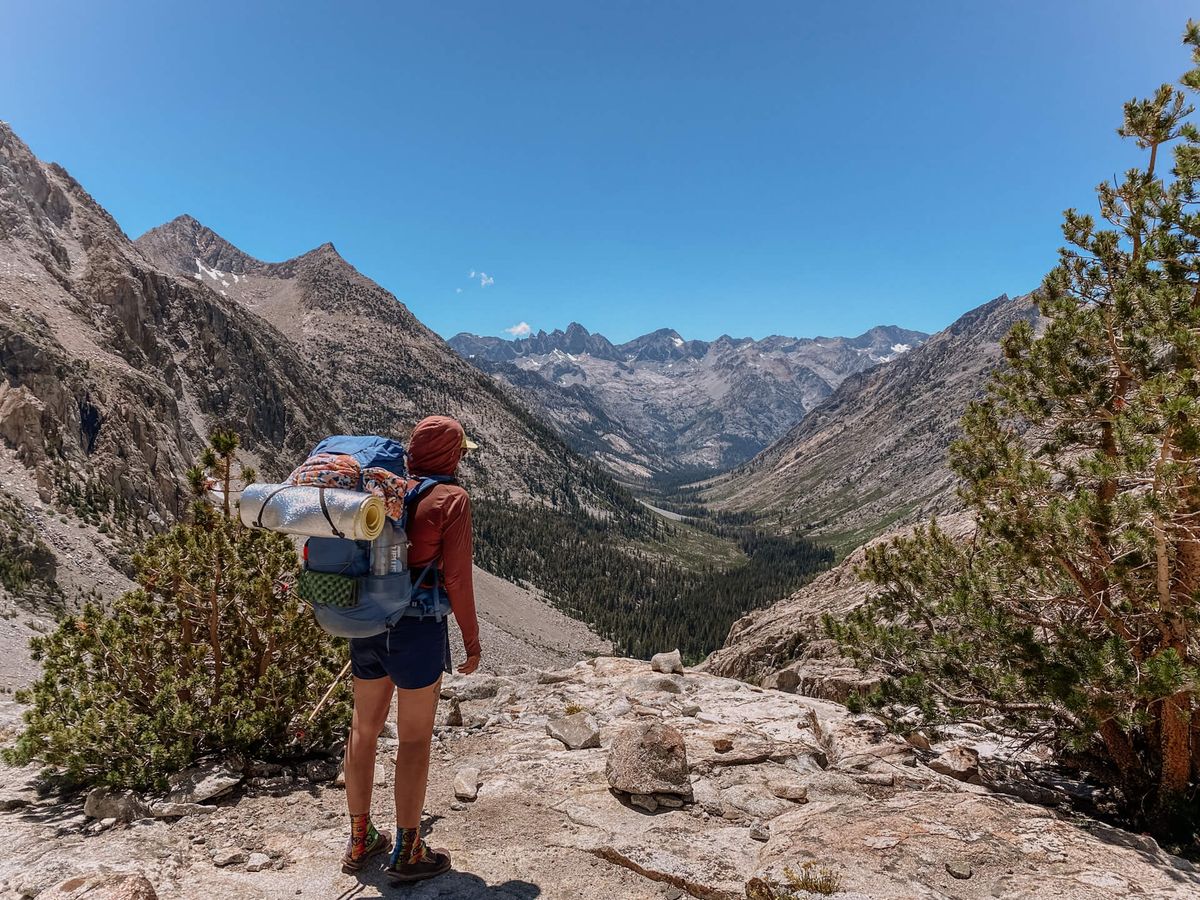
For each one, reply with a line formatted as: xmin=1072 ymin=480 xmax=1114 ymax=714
xmin=296 ymin=435 xmax=456 ymax=638
xmin=309 ymin=434 xmax=407 ymax=478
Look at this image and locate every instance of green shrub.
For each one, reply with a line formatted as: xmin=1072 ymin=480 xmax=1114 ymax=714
xmin=6 ymin=436 xmax=349 ymax=791
xmin=831 ymin=22 xmax=1200 ymax=842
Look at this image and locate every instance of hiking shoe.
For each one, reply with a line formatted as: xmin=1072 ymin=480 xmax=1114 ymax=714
xmin=385 ymin=848 xmax=453 ymax=883
xmin=341 ymin=830 xmax=392 ymax=874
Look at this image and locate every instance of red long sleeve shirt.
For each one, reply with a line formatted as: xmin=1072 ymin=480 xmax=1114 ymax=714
xmin=407 ymin=482 xmax=481 ymax=658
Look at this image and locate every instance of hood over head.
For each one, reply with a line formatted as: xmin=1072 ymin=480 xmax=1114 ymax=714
xmin=408 ymin=415 xmax=469 ymax=476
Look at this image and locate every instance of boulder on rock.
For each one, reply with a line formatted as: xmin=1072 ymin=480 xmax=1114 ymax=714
xmin=167 ymin=754 xmax=244 ymax=804
xmin=767 ymin=780 xmax=809 ymax=803
xmin=720 ymin=783 xmax=795 ymax=822
xmin=441 ymin=674 xmax=504 ymax=702
xmin=211 ymin=847 xmax=247 ymax=867
xmin=546 ymin=712 xmax=601 ymax=750
xmin=650 ymin=649 xmax=684 ymax=674
xmin=39 ymin=873 xmax=157 ymax=900
xmin=84 ymin=787 xmax=150 ymax=823
xmin=946 ymin=859 xmax=973 ymax=880
xmin=927 ymin=746 xmax=982 ymax=784
xmin=147 ymin=800 xmax=215 ymax=818
xmin=904 ymin=729 xmax=932 ymax=752
xmin=605 ymin=721 xmax=692 ymax=804
xmin=628 ymin=674 xmax=684 ymax=695
xmin=454 ymin=766 xmax=481 ymax=802
xmin=441 ymin=697 xmax=464 ymax=727
xmin=628 ymin=793 xmax=658 ymax=812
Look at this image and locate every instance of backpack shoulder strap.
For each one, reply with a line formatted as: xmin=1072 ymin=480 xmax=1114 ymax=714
xmin=399 ymin=476 xmax=458 ymax=530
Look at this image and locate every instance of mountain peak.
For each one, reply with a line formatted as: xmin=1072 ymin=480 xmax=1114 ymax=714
xmin=136 ymin=215 xmax=263 ymax=276
xmin=845 ymin=323 xmax=930 ymax=353
xmin=292 ymin=241 xmax=345 ymax=266
xmin=311 ymin=240 xmax=340 ymax=256
xmin=617 ymin=327 xmax=698 ymax=362
xmin=167 ymin=213 xmax=202 ymax=229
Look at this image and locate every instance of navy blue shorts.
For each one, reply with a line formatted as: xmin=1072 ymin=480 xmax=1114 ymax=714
xmin=349 ymin=617 xmax=452 ymax=690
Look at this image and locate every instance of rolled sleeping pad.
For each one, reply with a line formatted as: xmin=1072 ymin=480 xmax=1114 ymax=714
xmin=238 ymin=483 xmax=386 ymax=541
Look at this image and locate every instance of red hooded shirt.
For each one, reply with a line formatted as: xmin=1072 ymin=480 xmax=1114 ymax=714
xmin=406 ymin=416 xmax=481 ymax=658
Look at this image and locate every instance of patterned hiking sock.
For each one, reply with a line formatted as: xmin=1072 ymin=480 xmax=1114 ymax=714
xmin=346 ymin=813 xmax=380 ymax=860
xmin=389 ymin=827 xmax=433 ymax=867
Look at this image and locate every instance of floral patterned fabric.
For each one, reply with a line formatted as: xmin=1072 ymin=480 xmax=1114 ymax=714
xmin=287 ymin=452 xmax=361 ymax=489
xmin=287 ymin=453 xmax=409 ymax=520
xmin=361 ymin=468 xmax=408 ymax=520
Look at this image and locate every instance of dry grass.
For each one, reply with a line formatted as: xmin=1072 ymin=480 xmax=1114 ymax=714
xmin=746 ymin=862 xmax=844 ymax=898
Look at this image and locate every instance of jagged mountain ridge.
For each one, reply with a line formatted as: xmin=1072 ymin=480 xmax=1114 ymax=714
xmin=453 ymin=321 xmax=923 ymax=367
xmin=701 ymin=293 xmax=1039 ymax=552
xmin=450 ymin=321 xmax=928 ymax=479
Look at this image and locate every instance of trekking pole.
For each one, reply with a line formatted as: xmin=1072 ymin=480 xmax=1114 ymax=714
xmin=294 ymin=660 xmax=351 ymax=742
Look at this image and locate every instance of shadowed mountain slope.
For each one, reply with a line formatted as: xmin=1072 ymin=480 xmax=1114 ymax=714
xmin=701 ymin=293 xmax=1038 ymax=553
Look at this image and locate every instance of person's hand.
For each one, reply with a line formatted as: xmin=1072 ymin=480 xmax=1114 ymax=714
xmin=457 ymin=653 xmax=481 ymax=675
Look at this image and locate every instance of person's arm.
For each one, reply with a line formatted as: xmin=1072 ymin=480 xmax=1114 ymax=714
xmin=441 ymin=490 xmax=482 ymax=669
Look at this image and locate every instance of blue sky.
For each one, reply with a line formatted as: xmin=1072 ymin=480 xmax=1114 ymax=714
xmin=2 ymin=2 xmax=1195 ymax=342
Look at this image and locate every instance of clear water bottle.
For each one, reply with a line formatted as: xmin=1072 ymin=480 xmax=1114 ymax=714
xmin=391 ymin=524 xmax=408 ymax=573
xmin=370 ymin=524 xmax=394 ymax=577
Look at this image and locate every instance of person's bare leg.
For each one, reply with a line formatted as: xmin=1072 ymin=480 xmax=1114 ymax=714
xmin=393 ymin=677 xmax=442 ymax=828
xmin=345 ymin=675 xmax=395 ymax=818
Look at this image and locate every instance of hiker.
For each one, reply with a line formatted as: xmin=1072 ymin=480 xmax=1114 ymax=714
xmin=340 ymin=415 xmax=483 ymax=881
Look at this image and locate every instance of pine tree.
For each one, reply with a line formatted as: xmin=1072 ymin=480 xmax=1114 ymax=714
xmin=5 ymin=433 xmax=349 ymax=790
xmin=831 ymin=23 xmax=1200 ymax=841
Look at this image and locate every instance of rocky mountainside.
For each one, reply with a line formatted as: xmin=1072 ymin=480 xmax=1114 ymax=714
xmin=4 ymin=657 xmax=1197 ymax=899
xmin=701 ymin=294 xmax=1038 ymax=553
xmin=0 ymin=122 xmax=339 ymax=612
xmin=0 ymin=129 xmax=339 ymax=516
xmin=0 ymin=122 xmax=658 ymax=672
xmin=450 ymin=322 xmax=927 ymax=480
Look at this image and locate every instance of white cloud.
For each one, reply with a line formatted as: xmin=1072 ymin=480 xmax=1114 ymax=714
xmin=466 ymin=270 xmax=495 ymax=288
xmin=456 ymin=287 xmax=463 ymax=294
xmin=505 ymin=321 xmax=532 ymax=338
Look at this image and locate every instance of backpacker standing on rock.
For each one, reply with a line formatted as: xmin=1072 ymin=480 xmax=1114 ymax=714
xmin=340 ymin=415 xmax=483 ymax=881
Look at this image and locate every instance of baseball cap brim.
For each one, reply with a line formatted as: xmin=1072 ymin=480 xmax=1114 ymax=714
xmin=462 ymin=435 xmax=480 ymax=451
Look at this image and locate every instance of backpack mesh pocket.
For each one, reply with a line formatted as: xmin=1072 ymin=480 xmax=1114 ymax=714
xmin=297 ymin=569 xmax=359 ymax=608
